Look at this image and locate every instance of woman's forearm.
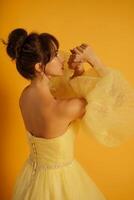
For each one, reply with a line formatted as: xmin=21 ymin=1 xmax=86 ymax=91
xmin=69 ymin=44 xmax=111 ymax=77
xmin=87 ymin=57 xmax=111 ymax=76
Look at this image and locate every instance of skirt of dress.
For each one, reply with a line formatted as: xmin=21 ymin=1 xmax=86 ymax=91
xmin=12 ymin=158 xmax=106 ymax=200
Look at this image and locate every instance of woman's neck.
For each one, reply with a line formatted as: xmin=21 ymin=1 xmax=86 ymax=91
xmin=30 ymin=74 xmax=55 ymax=101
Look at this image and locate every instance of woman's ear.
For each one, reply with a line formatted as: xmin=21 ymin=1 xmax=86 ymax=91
xmin=35 ymin=63 xmax=43 ymax=73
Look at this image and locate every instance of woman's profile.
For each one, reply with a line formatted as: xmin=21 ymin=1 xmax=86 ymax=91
xmin=4 ymin=28 xmax=134 ymax=199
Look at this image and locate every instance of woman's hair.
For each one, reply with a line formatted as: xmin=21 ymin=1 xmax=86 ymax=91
xmin=4 ymin=28 xmax=59 ymax=80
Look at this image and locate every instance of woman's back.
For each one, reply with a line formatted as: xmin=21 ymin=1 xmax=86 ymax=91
xmin=19 ymin=85 xmax=86 ymax=139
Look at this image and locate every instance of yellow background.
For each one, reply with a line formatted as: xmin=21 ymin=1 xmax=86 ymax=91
xmin=0 ymin=0 xmax=134 ymax=199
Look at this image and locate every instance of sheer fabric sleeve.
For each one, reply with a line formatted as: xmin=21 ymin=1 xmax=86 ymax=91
xmin=49 ymin=51 xmax=134 ymax=147
xmin=69 ymin=67 xmax=134 ymax=147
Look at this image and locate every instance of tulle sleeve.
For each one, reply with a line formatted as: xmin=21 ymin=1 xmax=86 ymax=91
xmin=49 ymin=51 xmax=134 ymax=147
xmin=69 ymin=66 xmax=134 ymax=147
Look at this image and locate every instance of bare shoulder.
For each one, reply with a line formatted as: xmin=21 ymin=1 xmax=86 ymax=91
xmin=19 ymin=85 xmax=30 ymax=107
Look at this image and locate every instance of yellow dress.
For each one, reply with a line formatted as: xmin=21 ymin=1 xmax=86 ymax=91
xmin=12 ymin=57 xmax=134 ymax=199
xmin=12 ymin=122 xmax=106 ymax=200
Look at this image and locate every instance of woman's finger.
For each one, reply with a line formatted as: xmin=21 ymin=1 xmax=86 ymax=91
xmin=71 ymin=48 xmax=81 ymax=55
xmin=68 ymin=62 xmax=79 ymax=69
xmin=76 ymin=46 xmax=84 ymax=53
xmin=74 ymin=56 xmax=81 ymax=62
xmin=70 ymin=49 xmax=75 ymax=54
xmin=80 ymin=44 xmax=87 ymax=49
xmin=80 ymin=43 xmax=88 ymax=47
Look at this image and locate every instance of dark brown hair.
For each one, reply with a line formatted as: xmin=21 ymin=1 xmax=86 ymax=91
xmin=4 ymin=28 xmax=59 ymax=80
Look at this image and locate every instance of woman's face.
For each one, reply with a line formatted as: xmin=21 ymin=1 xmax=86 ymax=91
xmin=45 ymin=49 xmax=65 ymax=77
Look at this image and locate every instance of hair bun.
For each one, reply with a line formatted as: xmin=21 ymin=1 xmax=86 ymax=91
xmin=6 ymin=28 xmax=28 ymax=60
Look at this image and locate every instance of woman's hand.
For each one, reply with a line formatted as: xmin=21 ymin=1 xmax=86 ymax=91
xmin=69 ymin=43 xmax=109 ymax=77
xmin=67 ymin=52 xmax=85 ymax=77
xmin=69 ymin=44 xmax=101 ymax=67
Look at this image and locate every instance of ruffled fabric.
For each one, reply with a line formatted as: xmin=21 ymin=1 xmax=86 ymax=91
xmin=49 ymin=60 xmax=134 ymax=147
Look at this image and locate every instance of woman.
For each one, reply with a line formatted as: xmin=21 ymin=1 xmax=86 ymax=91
xmin=5 ymin=28 xmax=134 ymax=199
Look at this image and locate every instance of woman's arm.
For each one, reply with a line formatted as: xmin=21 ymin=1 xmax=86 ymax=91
xmin=87 ymin=56 xmax=111 ymax=76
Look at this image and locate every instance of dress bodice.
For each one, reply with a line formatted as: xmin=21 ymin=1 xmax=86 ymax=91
xmin=26 ymin=120 xmax=80 ymax=172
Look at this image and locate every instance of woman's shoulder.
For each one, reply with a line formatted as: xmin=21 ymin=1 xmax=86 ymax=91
xmin=19 ymin=84 xmax=43 ymax=110
xmin=19 ymin=85 xmax=29 ymax=107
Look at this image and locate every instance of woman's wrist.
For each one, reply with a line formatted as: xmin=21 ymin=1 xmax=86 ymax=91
xmin=86 ymin=56 xmax=110 ymax=76
xmin=87 ymin=56 xmax=103 ymax=68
